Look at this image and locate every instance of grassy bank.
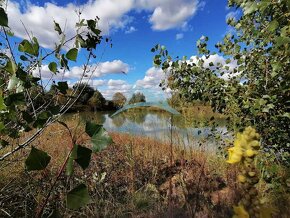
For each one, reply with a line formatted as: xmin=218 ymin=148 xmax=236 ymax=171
xmin=0 ymin=118 xmax=289 ymax=217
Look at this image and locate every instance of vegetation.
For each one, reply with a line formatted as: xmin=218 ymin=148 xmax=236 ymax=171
xmin=112 ymin=92 xmax=127 ymax=108
xmin=0 ymin=0 xmax=289 ymax=217
xmin=0 ymin=2 xmax=114 ymax=214
xmin=152 ymin=0 xmax=290 ymax=216
xmin=129 ymin=92 xmax=146 ymax=104
xmin=153 ymin=0 xmax=289 ymax=160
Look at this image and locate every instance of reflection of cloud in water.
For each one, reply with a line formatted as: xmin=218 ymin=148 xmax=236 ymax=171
xmin=101 ymin=112 xmax=230 ymax=152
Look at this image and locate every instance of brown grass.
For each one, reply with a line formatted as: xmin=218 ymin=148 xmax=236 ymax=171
xmin=0 ymin=117 xmax=288 ymax=217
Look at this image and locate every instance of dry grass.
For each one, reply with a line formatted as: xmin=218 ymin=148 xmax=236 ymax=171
xmin=0 ymin=116 xmax=289 ymax=217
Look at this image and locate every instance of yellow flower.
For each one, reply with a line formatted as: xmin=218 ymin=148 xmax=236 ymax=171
xmin=248 ymin=172 xmax=256 ymax=177
xmin=233 ymin=204 xmax=249 ymax=218
xmin=245 ymin=149 xmax=256 ymax=157
xmin=227 ymin=146 xmax=243 ymax=164
xmin=238 ymin=174 xmax=247 ymax=183
xmin=250 ymin=140 xmax=260 ymax=148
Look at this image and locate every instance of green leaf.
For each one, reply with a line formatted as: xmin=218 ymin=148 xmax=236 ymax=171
xmin=66 ymin=144 xmax=92 ymax=175
xmin=54 ymin=21 xmax=62 ymax=35
xmin=85 ymin=121 xmax=102 ymax=137
xmin=57 ymin=81 xmax=68 ymax=94
xmin=66 ymin=48 xmax=78 ymax=61
xmin=0 ymin=94 xmax=7 ymax=110
xmin=275 ymin=36 xmax=290 ymax=47
xmin=66 ymin=144 xmax=78 ymax=176
xmin=75 ymin=145 xmax=92 ymax=170
xmin=4 ymin=93 xmax=25 ymax=106
xmin=66 ymin=184 xmax=91 ymax=210
xmin=25 ymin=146 xmax=51 ymax=171
xmin=7 ymin=74 xmax=20 ymax=90
xmin=22 ymin=111 xmax=33 ymax=123
xmin=33 ymin=112 xmax=50 ymax=128
xmin=0 ymin=7 xmax=8 ymax=27
xmin=48 ymin=105 xmax=60 ymax=115
xmin=48 ymin=62 xmax=57 ymax=73
xmin=244 ymin=2 xmax=257 ymax=15
xmin=20 ymin=55 xmax=28 ymax=61
xmin=0 ymin=122 xmax=4 ymax=132
xmin=87 ymin=19 xmax=101 ymax=35
xmin=18 ymin=39 xmax=39 ymax=57
xmin=267 ymin=20 xmax=278 ymax=32
xmin=4 ymin=59 xmax=17 ymax=74
xmin=91 ymin=127 xmax=112 ymax=152
xmin=60 ymin=54 xmax=69 ymax=69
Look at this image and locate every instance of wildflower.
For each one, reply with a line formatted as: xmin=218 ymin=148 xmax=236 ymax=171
xmin=233 ymin=204 xmax=249 ymax=218
xmin=245 ymin=149 xmax=256 ymax=157
xmin=238 ymin=174 xmax=246 ymax=183
xmin=227 ymin=146 xmax=243 ymax=164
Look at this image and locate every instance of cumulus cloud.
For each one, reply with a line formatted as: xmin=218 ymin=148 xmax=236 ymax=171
xmin=135 ymin=67 xmax=164 ymax=89
xmin=149 ymin=2 xmax=198 ymax=30
xmin=33 ymin=60 xmax=129 ymax=79
xmin=176 ymin=33 xmax=184 ymax=40
xmin=7 ymin=0 xmax=203 ymax=48
xmin=102 ymin=79 xmax=132 ymax=99
xmin=136 ymin=0 xmax=200 ymax=30
xmin=7 ymin=0 xmax=134 ymax=48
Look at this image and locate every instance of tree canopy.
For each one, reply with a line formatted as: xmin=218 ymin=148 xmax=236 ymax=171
xmin=152 ymin=0 xmax=290 ymax=162
xmin=112 ymin=92 xmax=127 ymax=108
xmin=128 ymin=92 xmax=146 ymax=104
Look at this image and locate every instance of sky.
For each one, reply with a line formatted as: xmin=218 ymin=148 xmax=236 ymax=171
xmin=5 ymin=0 xmax=237 ymax=101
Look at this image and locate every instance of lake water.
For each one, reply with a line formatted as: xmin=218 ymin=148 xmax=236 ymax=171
xmin=66 ymin=110 xmax=230 ymax=152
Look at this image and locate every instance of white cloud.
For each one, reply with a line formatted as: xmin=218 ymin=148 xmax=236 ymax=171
xmin=125 ymin=26 xmax=137 ymax=34
xmin=176 ymin=33 xmax=184 ymax=40
xmin=7 ymin=0 xmax=203 ymax=48
xmin=135 ymin=67 xmax=164 ymax=89
xmin=7 ymin=0 xmax=134 ymax=48
xmin=147 ymin=0 xmax=199 ymax=30
xmin=101 ymin=79 xmax=132 ymax=99
xmin=33 ymin=59 xmax=129 ymax=79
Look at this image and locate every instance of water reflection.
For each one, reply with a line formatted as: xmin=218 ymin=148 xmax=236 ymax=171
xmin=67 ymin=110 xmax=230 ymax=152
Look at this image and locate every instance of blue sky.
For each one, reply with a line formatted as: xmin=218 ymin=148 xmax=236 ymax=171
xmin=6 ymin=0 xmax=235 ymax=101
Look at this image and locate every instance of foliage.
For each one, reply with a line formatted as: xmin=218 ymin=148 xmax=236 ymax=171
xmin=87 ymin=89 xmax=106 ymax=111
xmin=73 ymin=83 xmax=95 ymax=105
xmin=112 ymin=92 xmax=127 ymax=108
xmin=128 ymin=92 xmax=146 ymax=104
xmin=152 ymin=0 xmax=290 ymax=164
xmin=0 ymin=2 xmax=113 ymax=214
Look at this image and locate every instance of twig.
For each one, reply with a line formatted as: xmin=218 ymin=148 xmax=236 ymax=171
xmin=36 ymin=130 xmax=74 ymax=218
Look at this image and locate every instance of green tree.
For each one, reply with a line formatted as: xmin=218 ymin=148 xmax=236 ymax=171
xmin=152 ymin=0 xmax=290 ymax=161
xmin=88 ymin=89 xmax=106 ymax=111
xmin=73 ymin=83 xmax=95 ymax=105
xmin=128 ymin=92 xmax=146 ymax=104
xmin=112 ymin=92 xmax=127 ymax=108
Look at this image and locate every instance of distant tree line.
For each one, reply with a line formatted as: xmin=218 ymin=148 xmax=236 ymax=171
xmin=43 ymin=83 xmax=147 ymax=112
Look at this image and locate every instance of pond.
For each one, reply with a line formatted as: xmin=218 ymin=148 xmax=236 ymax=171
xmin=64 ymin=109 xmax=230 ymax=152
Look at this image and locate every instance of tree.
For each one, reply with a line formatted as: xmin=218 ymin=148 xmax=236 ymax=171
xmin=73 ymin=83 xmax=95 ymax=105
xmin=88 ymin=89 xmax=106 ymax=111
xmin=128 ymin=92 xmax=146 ymax=104
xmin=112 ymin=92 xmax=127 ymax=108
xmin=152 ymin=0 xmax=289 ymax=161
